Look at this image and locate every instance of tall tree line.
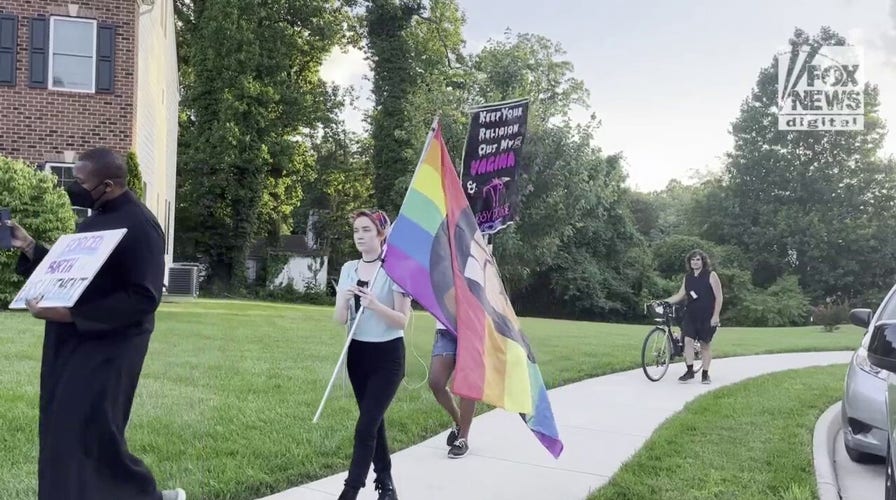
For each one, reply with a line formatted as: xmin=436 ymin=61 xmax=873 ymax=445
xmin=173 ymin=2 xmax=895 ymax=325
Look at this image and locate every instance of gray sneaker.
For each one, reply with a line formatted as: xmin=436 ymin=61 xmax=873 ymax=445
xmin=448 ymin=438 xmax=469 ymax=459
xmin=161 ymin=489 xmax=186 ymax=500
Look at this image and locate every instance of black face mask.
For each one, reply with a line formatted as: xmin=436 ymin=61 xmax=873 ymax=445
xmin=66 ymin=182 xmax=104 ymax=209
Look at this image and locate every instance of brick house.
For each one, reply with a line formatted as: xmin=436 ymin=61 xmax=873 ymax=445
xmin=0 ymin=0 xmax=179 ymax=275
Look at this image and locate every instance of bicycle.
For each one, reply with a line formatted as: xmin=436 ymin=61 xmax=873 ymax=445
xmin=641 ymin=301 xmax=702 ymax=381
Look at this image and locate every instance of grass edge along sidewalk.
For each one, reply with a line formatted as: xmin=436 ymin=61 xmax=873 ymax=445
xmin=589 ymin=364 xmax=848 ymax=500
xmin=0 ymin=299 xmax=864 ymax=500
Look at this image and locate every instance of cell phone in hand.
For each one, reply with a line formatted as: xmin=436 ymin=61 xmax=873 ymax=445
xmin=0 ymin=208 xmax=11 ymax=250
xmin=354 ymin=279 xmax=369 ymax=313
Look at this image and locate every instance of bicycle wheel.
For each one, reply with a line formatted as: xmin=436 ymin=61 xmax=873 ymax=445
xmin=641 ymin=327 xmax=672 ymax=381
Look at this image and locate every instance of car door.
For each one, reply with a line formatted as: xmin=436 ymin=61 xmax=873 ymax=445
xmin=872 ymin=287 xmax=896 ymax=462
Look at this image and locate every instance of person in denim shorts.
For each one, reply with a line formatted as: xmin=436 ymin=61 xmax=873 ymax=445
xmin=428 ymin=320 xmax=476 ymax=458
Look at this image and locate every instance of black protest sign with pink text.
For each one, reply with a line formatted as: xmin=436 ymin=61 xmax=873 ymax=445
xmin=460 ymin=99 xmax=529 ymax=235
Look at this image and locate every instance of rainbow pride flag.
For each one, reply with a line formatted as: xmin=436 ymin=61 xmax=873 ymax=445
xmin=383 ymin=120 xmax=564 ymax=458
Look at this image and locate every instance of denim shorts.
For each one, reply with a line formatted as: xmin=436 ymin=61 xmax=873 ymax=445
xmin=432 ymin=329 xmax=457 ymax=357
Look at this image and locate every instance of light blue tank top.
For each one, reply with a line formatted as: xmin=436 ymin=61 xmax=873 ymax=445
xmin=337 ymin=260 xmax=406 ymax=342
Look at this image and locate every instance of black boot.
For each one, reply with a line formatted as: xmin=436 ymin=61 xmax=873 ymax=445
xmin=374 ymin=476 xmax=398 ymax=500
xmin=338 ymin=485 xmax=359 ymax=500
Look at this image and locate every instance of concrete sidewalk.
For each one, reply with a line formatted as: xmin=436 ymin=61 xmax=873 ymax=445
xmin=834 ymin=428 xmax=885 ymax=499
xmin=260 ymin=351 xmax=853 ymax=500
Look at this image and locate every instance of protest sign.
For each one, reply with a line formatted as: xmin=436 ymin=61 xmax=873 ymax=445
xmin=9 ymin=228 xmax=127 ymax=309
xmin=460 ymin=98 xmax=530 ymax=234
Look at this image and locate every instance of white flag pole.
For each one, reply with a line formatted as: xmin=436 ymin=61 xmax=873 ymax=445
xmin=313 ymin=262 xmax=383 ymax=423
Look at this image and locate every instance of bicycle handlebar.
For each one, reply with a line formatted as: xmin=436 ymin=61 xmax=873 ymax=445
xmin=644 ymin=299 xmax=670 ymax=309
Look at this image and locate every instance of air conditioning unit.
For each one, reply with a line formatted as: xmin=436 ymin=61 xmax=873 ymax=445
xmin=166 ymin=264 xmax=199 ymax=298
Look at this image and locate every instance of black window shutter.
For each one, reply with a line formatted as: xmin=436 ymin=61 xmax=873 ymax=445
xmin=0 ymin=14 xmax=17 ymax=86
xmin=95 ymin=24 xmax=114 ymax=93
xmin=28 ymin=17 xmax=48 ymax=88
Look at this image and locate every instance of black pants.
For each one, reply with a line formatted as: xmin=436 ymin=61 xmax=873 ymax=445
xmin=345 ymin=337 xmax=405 ymax=489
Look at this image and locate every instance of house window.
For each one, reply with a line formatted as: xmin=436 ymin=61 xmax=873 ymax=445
xmin=48 ymin=162 xmax=77 ymax=186
xmin=0 ymin=14 xmax=18 ymax=86
xmin=48 ymin=17 xmax=96 ymax=92
xmin=45 ymin=162 xmax=91 ymax=219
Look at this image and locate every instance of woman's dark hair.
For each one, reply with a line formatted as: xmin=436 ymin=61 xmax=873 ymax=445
xmin=685 ymin=249 xmax=712 ymax=272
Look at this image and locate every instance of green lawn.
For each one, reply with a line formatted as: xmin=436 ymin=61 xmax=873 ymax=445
xmin=589 ymin=364 xmax=847 ymax=500
xmin=0 ymin=299 xmax=863 ymax=500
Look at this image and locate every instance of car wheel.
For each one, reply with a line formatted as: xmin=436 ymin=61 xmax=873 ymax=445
xmin=887 ymin=442 xmax=896 ymax=500
xmin=845 ymin=440 xmax=885 ymax=464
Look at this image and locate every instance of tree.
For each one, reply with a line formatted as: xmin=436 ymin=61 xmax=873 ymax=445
xmin=366 ymin=0 xmax=425 ymax=214
xmin=174 ymin=0 xmax=355 ymax=291
xmin=651 ymin=235 xmax=721 ymax=279
xmin=366 ymin=0 xmax=469 ymax=214
xmin=625 ymin=189 xmax=662 ymax=242
xmin=719 ymin=26 xmax=896 ymax=303
xmin=469 ymin=31 xmax=589 ymax=126
xmin=125 ymin=151 xmax=144 ymax=201
xmin=293 ymin=118 xmax=374 ymax=279
xmin=0 ymin=157 xmax=77 ymax=308
xmin=460 ymin=31 xmax=652 ymax=320
xmin=467 ymin=31 xmax=594 ymax=291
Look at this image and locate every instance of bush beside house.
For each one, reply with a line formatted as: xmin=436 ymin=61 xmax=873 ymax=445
xmin=126 ymin=151 xmax=145 ymax=201
xmin=0 ymin=156 xmax=77 ymax=308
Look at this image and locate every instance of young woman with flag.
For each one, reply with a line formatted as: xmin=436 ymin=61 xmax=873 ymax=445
xmin=332 ymin=209 xmax=410 ymax=500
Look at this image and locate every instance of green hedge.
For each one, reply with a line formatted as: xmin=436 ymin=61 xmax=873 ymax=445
xmin=0 ymin=156 xmax=77 ymax=308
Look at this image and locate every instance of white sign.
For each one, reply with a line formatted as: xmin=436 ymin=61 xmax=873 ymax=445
xmin=777 ymin=45 xmax=865 ymax=131
xmin=9 ymin=229 xmax=127 ymax=309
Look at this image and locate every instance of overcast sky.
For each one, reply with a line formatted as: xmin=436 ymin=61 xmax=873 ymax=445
xmin=321 ymin=0 xmax=896 ymax=192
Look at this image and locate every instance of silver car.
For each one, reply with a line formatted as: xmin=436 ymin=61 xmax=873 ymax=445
xmin=843 ymin=283 xmax=896 ymax=462
xmin=865 ymin=317 xmax=896 ymax=497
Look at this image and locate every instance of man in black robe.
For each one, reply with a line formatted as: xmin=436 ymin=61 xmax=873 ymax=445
xmin=5 ymin=148 xmax=185 ymax=500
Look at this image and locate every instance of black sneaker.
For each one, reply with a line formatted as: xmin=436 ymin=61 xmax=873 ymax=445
xmin=448 ymin=438 xmax=469 ymax=459
xmin=446 ymin=424 xmax=460 ymax=447
xmin=374 ymin=477 xmax=398 ymax=500
xmin=678 ymin=370 xmax=695 ymax=383
xmin=702 ymin=372 xmax=711 ymax=384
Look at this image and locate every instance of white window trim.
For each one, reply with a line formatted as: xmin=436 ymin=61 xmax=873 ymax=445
xmin=47 ymin=16 xmax=97 ymax=93
xmin=43 ymin=161 xmax=74 ymax=176
xmin=44 ymin=162 xmax=93 ymax=217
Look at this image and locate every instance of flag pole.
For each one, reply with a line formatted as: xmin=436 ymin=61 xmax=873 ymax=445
xmin=313 ymin=262 xmax=384 ymax=423
xmin=468 ymin=96 xmax=529 ymax=111
xmin=424 ymin=115 xmax=440 ymax=153
xmin=457 ymin=108 xmax=472 ymax=179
